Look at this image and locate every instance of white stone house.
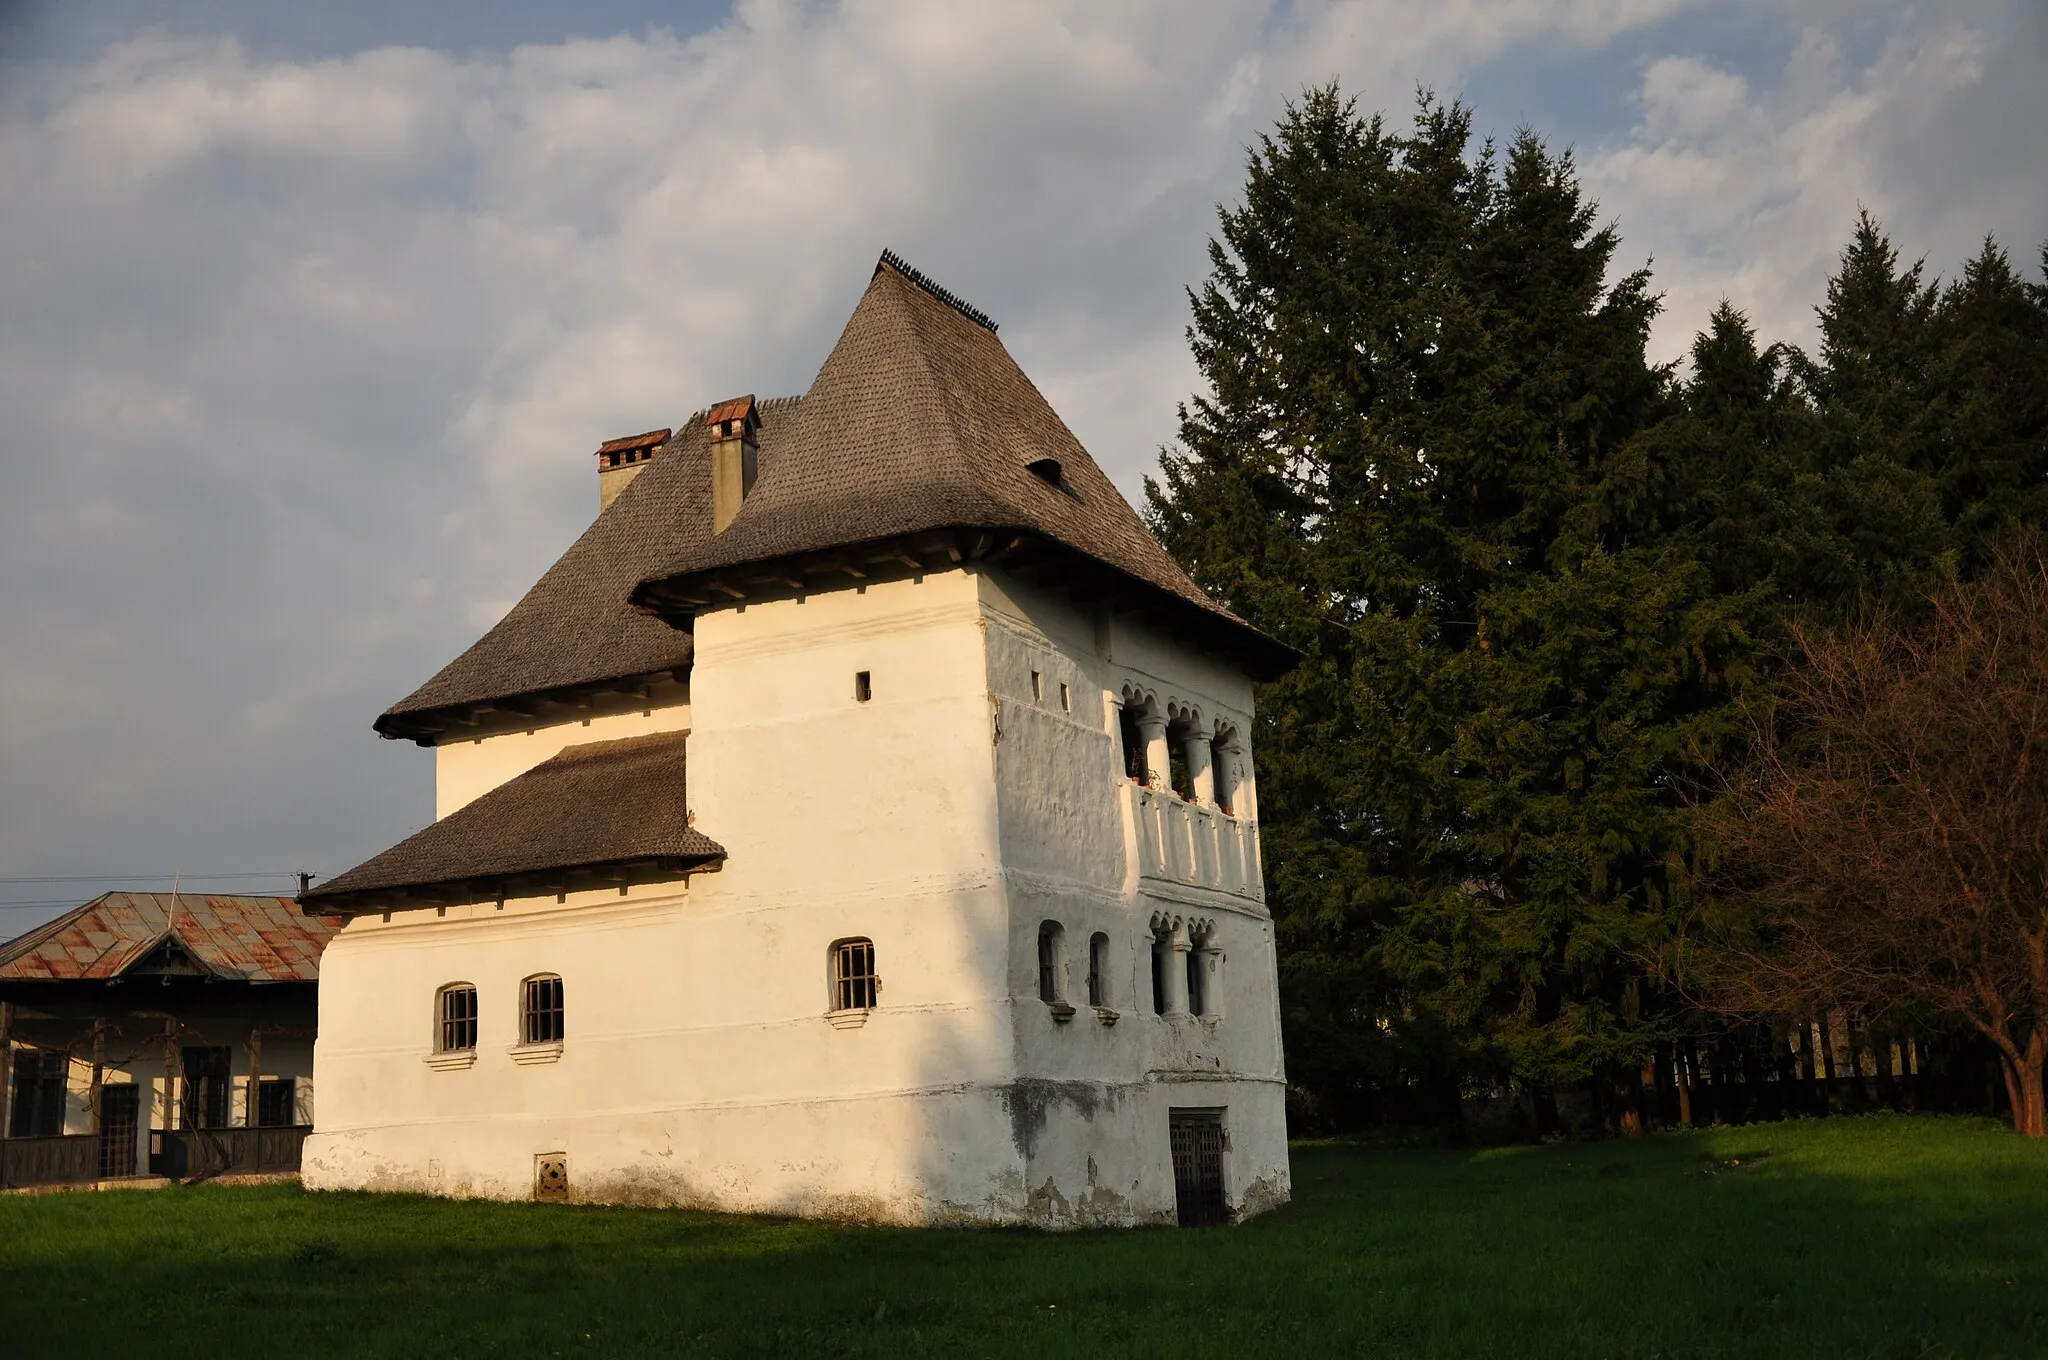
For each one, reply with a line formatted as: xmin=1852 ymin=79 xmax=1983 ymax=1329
xmin=301 ymin=253 xmax=1298 ymax=1227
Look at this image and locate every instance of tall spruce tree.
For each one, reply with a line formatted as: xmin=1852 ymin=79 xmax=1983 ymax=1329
xmin=1148 ymin=87 xmax=1761 ymax=1129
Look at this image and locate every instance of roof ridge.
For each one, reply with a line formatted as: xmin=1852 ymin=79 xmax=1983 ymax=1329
xmin=877 ymin=250 xmax=998 ymax=333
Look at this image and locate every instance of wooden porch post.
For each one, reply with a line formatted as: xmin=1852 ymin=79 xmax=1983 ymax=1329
xmin=162 ymin=1019 xmax=180 ymax=1132
xmin=244 ymin=1027 xmax=263 ymax=1129
xmin=89 ymin=1025 xmax=107 ymax=1134
xmin=0 ymin=999 xmax=14 ymax=1143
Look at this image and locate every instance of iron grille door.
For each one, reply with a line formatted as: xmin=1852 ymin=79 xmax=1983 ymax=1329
xmin=1168 ymin=1109 xmax=1228 ymax=1227
xmin=98 ymin=1085 xmax=140 ymax=1178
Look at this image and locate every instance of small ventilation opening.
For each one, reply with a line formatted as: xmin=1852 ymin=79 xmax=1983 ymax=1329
xmin=535 ymin=1153 xmax=568 ymax=1202
xmin=854 ymin=671 xmax=872 ymax=703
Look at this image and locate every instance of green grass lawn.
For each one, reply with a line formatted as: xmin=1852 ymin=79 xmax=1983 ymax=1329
xmin=3 ymin=1115 xmax=2043 ymax=1359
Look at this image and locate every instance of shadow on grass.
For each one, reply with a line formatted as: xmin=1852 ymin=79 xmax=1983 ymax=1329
xmin=3 ymin=1115 xmax=2045 ymax=1360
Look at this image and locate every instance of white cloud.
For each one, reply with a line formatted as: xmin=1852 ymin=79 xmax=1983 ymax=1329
xmin=1586 ymin=1 xmax=2048 ymax=364
xmin=0 ymin=0 xmax=2034 ymax=921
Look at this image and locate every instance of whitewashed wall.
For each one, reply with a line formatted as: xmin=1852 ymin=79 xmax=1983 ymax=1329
xmin=306 ymin=559 xmax=1288 ymax=1224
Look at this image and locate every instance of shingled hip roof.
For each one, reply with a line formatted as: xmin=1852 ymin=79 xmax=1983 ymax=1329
xmin=303 ymin=730 xmax=724 ymax=912
xmin=629 ymin=259 xmax=1296 ymax=680
xmin=0 ymin=894 xmax=341 ymax=982
xmin=375 ymin=397 xmax=804 ymax=742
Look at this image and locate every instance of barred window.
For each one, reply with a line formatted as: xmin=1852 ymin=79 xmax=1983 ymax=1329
xmin=437 ymin=984 xmax=478 ymax=1053
xmin=1088 ymin=932 xmax=1110 ymax=1008
xmin=523 ymin=974 xmax=565 ymax=1045
xmin=1037 ymin=922 xmax=1064 ymax=1004
xmin=832 ymin=938 xmax=877 ymax=1012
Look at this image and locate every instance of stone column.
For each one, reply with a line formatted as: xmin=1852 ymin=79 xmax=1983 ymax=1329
xmin=1138 ymin=711 xmax=1170 ymax=790
xmin=1187 ymin=724 xmax=1215 ymax=805
xmin=1165 ymin=923 xmax=1191 ymax=1016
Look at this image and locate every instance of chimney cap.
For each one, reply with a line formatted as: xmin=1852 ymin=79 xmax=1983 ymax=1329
xmin=704 ymin=395 xmax=759 ymax=436
xmin=596 ymin=428 xmax=671 ymax=458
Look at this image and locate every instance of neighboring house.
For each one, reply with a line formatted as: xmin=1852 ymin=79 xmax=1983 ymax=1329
xmin=301 ymin=253 xmax=1298 ymax=1227
xmin=0 ymin=893 xmax=340 ymax=1189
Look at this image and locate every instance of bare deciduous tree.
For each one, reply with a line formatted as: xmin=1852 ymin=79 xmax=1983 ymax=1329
xmin=1705 ymin=536 xmax=2048 ymax=1136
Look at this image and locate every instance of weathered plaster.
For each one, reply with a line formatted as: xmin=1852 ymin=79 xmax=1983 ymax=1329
xmin=307 ymin=560 xmax=1289 ymax=1226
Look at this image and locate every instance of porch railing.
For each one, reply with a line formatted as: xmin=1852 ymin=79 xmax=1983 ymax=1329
xmin=1129 ymin=784 xmax=1262 ymax=899
xmin=151 ymin=1125 xmax=311 ymax=1180
xmin=0 ymin=1134 xmax=100 ymax=1189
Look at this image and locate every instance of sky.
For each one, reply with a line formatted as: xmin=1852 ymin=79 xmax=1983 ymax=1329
xmin=0 ymin=0 xmax=2042 ymax=936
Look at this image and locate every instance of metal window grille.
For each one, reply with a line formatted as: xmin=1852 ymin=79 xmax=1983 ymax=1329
xmin=523 ymin=975 xmax=565 ymax=1045
xmin=833 ymin=939 xmax=877 ymax=1011
xmin=1037 ymin=925 xmax=1061 ymax=1004
xmin=438 ymin=985 xmax=478 ymax=1052
xmin=97 ymin=1085 xmax=140 ymax=1178
xmin=1087 ymin=933 xmax=1109 ymax=1008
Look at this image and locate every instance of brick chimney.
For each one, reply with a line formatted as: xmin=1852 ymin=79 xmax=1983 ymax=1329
xmin=706 ymin=395 xmax=759 ymax=534
xmin=595 ymin=429 xmax=672 ymax=512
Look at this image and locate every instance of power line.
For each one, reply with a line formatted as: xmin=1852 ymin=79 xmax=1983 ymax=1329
xmin=0 ymin=872 xmax=304 ymax=884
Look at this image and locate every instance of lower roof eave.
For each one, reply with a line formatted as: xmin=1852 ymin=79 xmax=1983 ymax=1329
xmin=374 ymin=664 xmax=693 ymax=746
xmin=299 ymin=853 xmax=724 ymax=918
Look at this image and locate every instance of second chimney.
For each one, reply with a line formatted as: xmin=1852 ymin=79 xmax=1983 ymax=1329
xmin=706 ymin=394 xmax=760 ymax=534
xmin=595 ymin=428 xmax=672 ymax=512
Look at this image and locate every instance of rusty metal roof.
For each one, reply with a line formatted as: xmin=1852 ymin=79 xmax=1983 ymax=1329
xmin=703 ymin=395 xmax=757 ymax=428
xmin=595 ymin=428 xmax=672 ymax=457
xmin=0 ymin=893 xmax=342 ymax=983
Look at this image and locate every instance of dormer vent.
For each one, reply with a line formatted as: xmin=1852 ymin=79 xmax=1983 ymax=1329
xmin=1026 ymin=456 xmax=1079 ymax=501
xmin=595 ymin=428 xmax=671 ymax=512
xmin=706 ymin=395 xmax=760 ymax=535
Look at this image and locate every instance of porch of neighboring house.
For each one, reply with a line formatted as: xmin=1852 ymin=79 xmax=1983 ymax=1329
xmin=0 ymin=893 xmax=338 ymax=1191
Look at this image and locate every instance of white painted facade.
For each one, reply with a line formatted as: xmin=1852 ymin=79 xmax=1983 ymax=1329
xmin=305 ymin=559 xmax=1288 ymax=1226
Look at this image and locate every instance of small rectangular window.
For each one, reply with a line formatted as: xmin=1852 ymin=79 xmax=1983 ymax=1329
xmin=1031 ymin=670 xmax=1043 ymax=701
xmin=854 ymin=671 xmax=872 ymax=703
xmin=1060 ymin=682 xmax=1071 ymax=713
xmin=1088 ymin=932 xmax=1110 ymax=1008
xmin=833 ymin=938 xmax=878 ymax=1011
xmin=438 ymin=985 xmax=479 ymax=1053
xmin=523 ymin=975 xmax=565 ymax=1045
xmin=256 ymin=1078 xmax=297 ymax=1128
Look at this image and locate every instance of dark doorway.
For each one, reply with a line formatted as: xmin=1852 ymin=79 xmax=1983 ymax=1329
xmin=180 ymin=1046 xmax=231 ymax=1129
xmin=98 ymin=1085 xmax=140 ymax=1178
xmin=1168 ymin=1108 xmax=1228 ymax=1227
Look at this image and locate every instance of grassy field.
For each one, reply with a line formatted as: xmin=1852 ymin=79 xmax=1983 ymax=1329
xmin=2 ymin=1115 xmax=2043 ymax=1359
